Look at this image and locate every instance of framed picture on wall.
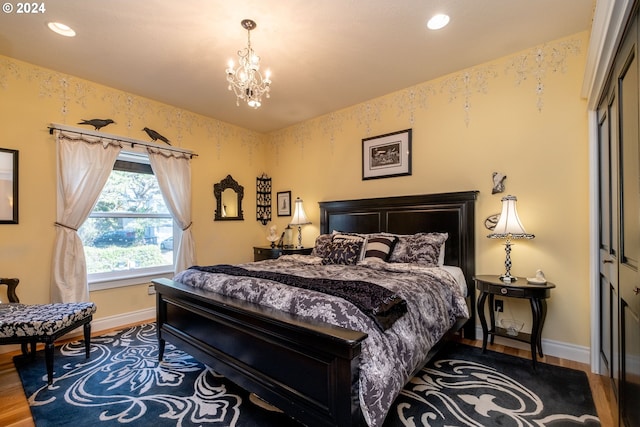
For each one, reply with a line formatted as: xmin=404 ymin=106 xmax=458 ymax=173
xmin=0 ymin=148 xmax=18 ymax=224
xmin=362 ymin=128 xmax=412 ymax=180
xmin=277 ymin=191 xmax=291 ymax=216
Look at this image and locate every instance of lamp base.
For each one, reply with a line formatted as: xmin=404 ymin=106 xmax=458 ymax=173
xmin=500 ymin=274 xmax=517 ymax=283
xmin=500 ymin=240 xmax=516 ymax=283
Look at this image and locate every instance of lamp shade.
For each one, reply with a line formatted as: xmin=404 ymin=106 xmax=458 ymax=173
xmin=488 ymin=195 xmax=534 ymax=239
xmin=290 ymin=197 xmax=311 ymax=226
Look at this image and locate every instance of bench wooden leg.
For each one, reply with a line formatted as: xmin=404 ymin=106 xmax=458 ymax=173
xmin=20 ymin=341 xmax=37 ymax=358
xmin=83 ymin=321 xmax=91 ymax=358
xmin=44 ymin=341 xmax=54 ymax=385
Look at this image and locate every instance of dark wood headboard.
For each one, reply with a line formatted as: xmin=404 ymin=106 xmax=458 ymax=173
xmin=319 ymin=191 xmax=479 ymax=338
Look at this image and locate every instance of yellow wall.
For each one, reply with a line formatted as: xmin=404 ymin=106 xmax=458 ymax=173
xmin=0 ymin=31 xmax=590 ymax=348
xmin=266 ymin=32 xmax=590 ymax=347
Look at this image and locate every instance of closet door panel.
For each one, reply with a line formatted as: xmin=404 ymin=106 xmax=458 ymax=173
xmin=617 ymin=18 xmax=640 ymax=427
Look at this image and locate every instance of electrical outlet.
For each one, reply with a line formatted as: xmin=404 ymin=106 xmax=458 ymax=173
xmin=494 ymin=299 xmax=504 ymax=312
xmin=147 ymin=284 xmax=156 ymax=295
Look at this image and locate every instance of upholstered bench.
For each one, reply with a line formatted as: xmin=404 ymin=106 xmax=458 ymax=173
xmin=0 ymin=279 xmax=97 ymax=385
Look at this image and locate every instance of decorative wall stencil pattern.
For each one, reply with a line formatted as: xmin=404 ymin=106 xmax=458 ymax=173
xmin=240 ymin=130 xmax=261 ymax=165
xmin=102 ymin=92 xmax=151 ymax=131
xmin=204 ymin=121 xmax=230 ymax=160
xmin=506 ymin=39 xmax=581 ymax=111
xmin=441 ymin=66 xmax=498 ymax=127
xmin=0 ymin=58 xmax=19 ymax=89
xmin=319 ymin=112 xmax=345 ymax=153
xmin=0 ymin=56 xmax=239 ymax=152
xmin=291 ymin=122 xmax=312 ymax=158
xmin=355 ymin=100 xmax=386 ymax=136
xmin=159 ymin=106 xmax=197 ymax=144
xmin=265 ymin=132 xmax=284 ymax=165
xmin=0 ymin=35 xmax=583 ymax=153
xmin=394 ymin=85 xmax=435 ymax=126
xmin=25 ymin=69 xmax=94 ymax=120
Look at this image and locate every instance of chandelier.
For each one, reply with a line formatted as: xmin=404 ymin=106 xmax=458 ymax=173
xmin=225 ymin=19 xmax=272 ymax=109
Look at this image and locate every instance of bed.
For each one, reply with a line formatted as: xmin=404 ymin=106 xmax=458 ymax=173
xmin=152 ymin=190 xmax=478 ymax=427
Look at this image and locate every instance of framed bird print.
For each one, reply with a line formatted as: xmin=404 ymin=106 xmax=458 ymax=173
xmin=362 ymin=129 xmax=412 ymax=180
xmin=0 ymin=148 xmax=18 ymax=224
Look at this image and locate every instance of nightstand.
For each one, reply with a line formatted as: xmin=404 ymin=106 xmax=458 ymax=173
xmin=475 ymin=274 xmax=555 ymax=367
xmin=253 ymin=246 xmax=313 ymax=261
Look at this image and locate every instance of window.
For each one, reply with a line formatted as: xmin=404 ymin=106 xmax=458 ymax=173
xmin=78 ymin=151 xmax=175 ymax=287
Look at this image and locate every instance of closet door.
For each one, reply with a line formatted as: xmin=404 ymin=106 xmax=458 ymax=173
xmin=616 ymin=17 xmax=640 ymax=427
xmin=597 ymin=87 xmax=619 ymax=415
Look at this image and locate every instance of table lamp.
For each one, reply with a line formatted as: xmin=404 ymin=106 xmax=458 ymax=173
xmin=488 ymin=195 xmax=534 ymax=282
xmin=290 ymin=197 xmax=311 ymax=248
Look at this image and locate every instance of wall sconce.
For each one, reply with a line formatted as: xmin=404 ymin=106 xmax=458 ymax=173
xmin=256 ymin=173 xmax=271 ymax=225
xmin=290 ymin=197 xmax=311 ymax=248
xmin=487 ymin=195 xmax=534 ymax=282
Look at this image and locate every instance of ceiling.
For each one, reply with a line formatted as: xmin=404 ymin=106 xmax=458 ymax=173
xmin=0 ymin=0 xmax=595 ymax=133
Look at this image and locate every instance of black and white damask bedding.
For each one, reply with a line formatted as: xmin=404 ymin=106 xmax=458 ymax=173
xmin=173 ymin=254 xmax=469 ymax=427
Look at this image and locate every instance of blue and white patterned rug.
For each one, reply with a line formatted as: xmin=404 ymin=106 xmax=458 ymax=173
xmin=14 ymin=323 xmax=600 ymax=426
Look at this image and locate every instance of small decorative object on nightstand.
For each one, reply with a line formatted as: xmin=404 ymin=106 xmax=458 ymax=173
xmin=282 ymin=225 xmax=294 ymax=248
xmin=254 ymin=246 xmax=313 ymax=261
xmin=266 ymin=225 xmax=278 ymax=248
xmin=475 ymin=274 xmax=555 ymax=368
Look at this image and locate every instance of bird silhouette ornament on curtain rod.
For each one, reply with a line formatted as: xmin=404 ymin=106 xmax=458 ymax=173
xmin=142 ymin=127 xmax=171 ymax=145
xmin=77 ymin=119 xmax=115 ymax=130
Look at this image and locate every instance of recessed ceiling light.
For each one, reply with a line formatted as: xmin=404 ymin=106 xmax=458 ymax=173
xmin=427 ymin=14 xmax=450 ymax=30
xmin=47 ymin=22 xmax=76 ymax=37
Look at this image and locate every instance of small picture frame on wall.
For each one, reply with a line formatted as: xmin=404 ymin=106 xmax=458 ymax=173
xmin=362 ymin=128 xmax=412 ymax=180
xmin=277 ymin=191 xmax=291 ymax=216
xmin=0 ymin=148 xmax=18 ymax=224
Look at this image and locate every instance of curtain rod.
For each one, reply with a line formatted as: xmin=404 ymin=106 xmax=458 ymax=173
xmin=48 ymin=123 xmax=198 ymax=157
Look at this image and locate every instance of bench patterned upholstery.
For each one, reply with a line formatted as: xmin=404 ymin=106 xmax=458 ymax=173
xmin=0 ymin=300 xmax=96 ymax=385
xmin=0 ymin=302 xmax=96 ymax=338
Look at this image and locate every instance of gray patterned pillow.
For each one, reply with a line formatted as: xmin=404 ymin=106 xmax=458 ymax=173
xmin=322 ymin=240 xmax=364 ymax=265
xmin=311 ymin=234 xmax=333 ymax=257
xmin=332 ymin=233 xmax=367 ymax=260
xmin=388 ymin=232 xmax=448 ymax=266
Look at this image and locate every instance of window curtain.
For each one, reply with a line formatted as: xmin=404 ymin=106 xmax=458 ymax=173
xmin=147 ymin=148 xmax=196 ymax=273
xmin=51 ymin=131 xmax=122 ymax=302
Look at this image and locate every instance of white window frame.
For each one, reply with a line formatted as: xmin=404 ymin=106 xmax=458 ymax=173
xmin=86 ymin=150 xmax=177 ymax=291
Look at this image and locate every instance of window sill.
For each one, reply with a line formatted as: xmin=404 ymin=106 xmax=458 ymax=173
xmin=89 ymin=269 xmax=175 ymax=291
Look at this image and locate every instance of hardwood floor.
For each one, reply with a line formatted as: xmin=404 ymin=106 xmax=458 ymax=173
xmin=0 ymin=326 xmax=616 ymax=427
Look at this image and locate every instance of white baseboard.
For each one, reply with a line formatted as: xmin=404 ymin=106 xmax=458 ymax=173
xmin=90 ymin=307 xmax=156 ymax=333
xmin=0 ymin=307 xmax=156 ymax=355
xmin=474 ymin=326 xmax=591 ymax=365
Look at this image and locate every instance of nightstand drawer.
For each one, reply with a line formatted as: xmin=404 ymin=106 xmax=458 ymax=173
xmin=496 ymin=286 xmax=525 ymax=297
xmin=254 ymin=247 xmax=281 ymax=261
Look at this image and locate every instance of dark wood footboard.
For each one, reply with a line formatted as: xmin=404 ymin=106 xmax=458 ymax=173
xmin=153 ymin=277 xmax=368 ymax=427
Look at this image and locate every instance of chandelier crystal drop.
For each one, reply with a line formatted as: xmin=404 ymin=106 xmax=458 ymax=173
xmin=225 ymin=19 xmax=272 ymax=109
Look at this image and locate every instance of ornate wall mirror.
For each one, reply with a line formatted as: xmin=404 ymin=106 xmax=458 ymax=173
xmin=214 ymin=174 xmax=244 ymax=221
